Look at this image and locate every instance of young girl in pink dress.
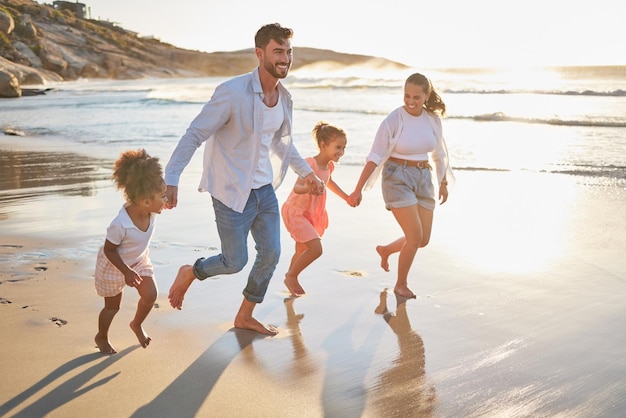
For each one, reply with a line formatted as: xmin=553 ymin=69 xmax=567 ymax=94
xmin=94 ymin=148 xmax=167 ymax=354
xmin=281 ymin=121 xmax=354 ymax=297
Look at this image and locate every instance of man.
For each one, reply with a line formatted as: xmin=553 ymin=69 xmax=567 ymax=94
xmin=164 ymin=23 xmax=324 ymax=335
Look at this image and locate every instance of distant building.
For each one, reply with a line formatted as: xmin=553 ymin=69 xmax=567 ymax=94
xmin=52 ymin=1 xmax=87 ymax=19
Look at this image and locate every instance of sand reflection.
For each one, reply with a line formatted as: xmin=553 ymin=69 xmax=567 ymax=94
xmin=0 ymin=149 xmax=111 ymax=208
xmin=371 ymin=289 xmax=437 ymax=417
xmin=283 ymin=297 xmax=316 ymax=377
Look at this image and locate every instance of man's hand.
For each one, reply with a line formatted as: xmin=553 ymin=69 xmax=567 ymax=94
xmin=304 ymin=173 xmax=325 ymax=195
xmin=165 ymin=185 xmax=179 ymax=209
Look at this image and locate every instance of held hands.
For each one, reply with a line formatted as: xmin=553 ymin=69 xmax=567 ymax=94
xmin=305 ymin=174 xmax=325 ymax=195
xmin=165 ymin=185 xmax=178 ymax=209
xmin=347 ymin=190 xmax=362 ymax=207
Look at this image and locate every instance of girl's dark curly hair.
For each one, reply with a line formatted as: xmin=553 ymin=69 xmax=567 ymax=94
xmin=113 ymin=148 xmax=163 ymax=203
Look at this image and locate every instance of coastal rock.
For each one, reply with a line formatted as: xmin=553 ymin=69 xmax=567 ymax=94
xmin=0 ymin=55 xmax=63 ymax=85
xmin=13 ymin=41 xmax=43 ymax=68
xmin=39 ymin=41 xmax=68 ymax=73
xmin=0 ymin=69 xmax=21 ymax=97
xmin=17 ymin=14 xmax=37 ymax=38
xmin=80 ymin=62 xmax=99 ymax=78
xmin=0 ymin=10 xmax=14 ymax=35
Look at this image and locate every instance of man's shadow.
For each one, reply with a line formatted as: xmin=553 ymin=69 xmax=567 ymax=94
xmin=371 ymin=289 xmax=438 ymax=416
xmin=0 ymin=346 xmax=137 ymax=417
xmin=131 ymin=328 xmax=264 ymax=418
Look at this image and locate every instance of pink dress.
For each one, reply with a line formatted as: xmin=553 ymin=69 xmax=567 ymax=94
xmin=281 ymin=157 xmax=333 ymax=243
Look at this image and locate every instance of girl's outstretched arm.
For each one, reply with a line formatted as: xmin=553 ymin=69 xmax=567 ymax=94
xmin=348 ymin=161 xmax=378 ymax=206
xmin=326 ymin=178 xmax=355 ymax=207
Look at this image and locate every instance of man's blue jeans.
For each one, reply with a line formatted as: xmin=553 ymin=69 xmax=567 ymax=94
xmin=192 ymin=184 xmax=281 ymax=303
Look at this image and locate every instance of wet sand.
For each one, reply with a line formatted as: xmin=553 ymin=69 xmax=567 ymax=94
xmin=1 ymin=142 xmax=625 ymax=417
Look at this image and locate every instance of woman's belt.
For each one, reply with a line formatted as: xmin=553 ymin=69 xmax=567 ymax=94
xmin=387 ymin=156 xmax=431 ymax=169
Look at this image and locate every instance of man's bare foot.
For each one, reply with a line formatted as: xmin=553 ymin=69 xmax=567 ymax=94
xmin=376 ymin=245 xmax=390 ymax=272
xmin=394 ymin=285 xmax=416 ymax=299
xmin=169 ymin=265 xmax=196 ymax=310
xmin=375 ymin=288 xmax=389 ymax=314
xmin=130 ymin=321 xmax=152 ymax=348
xmin=234 ymin=315 xmax=278 ymax=336
xmin=95 ymin=334 xmax=117 ymax=354
xmin=284 ymin=273 xmax=305 ymax=297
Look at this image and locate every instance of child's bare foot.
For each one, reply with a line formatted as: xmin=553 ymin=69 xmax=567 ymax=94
xmin=284 ymin=273 xmax=306 ymax=297
xmin=376 ymin=245 xmax=390 ymax=272
xmin=394 ymin=285 xmax=416 ymax=299
xmin=169 ymin=265 xmax=195 ymax=310
xmin=130 ymin=321 xmax=152 ymax=348
xmin=234 ymin=315 xmax=278 ymax=336
xmin=375 ymin=288 xmax=389 ymax=314
xmin=95 ymin=334 xmax=117 ymax=354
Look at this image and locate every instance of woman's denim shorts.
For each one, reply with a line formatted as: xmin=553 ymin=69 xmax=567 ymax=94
xmin=381 ymin=160 xmax=435 ymax=211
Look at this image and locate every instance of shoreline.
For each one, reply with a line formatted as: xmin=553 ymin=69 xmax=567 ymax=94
xmin=1 ymin=144 xmax=626 ymax=416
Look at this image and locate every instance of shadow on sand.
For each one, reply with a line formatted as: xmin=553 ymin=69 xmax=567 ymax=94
xmin=0 ymin=346 xmax=137 ymax=417
xmin=130 ymin=328 xmax=265 ymax=417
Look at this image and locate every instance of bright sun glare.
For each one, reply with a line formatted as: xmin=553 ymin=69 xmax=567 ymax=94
xmin=441 ymin=171 xmax=578 ymax=275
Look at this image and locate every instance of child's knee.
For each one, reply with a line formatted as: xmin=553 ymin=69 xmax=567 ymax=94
xmin=140 ymin=279 xmax=158 ymax=304
xmin=142 ymin=289 xmax=157 ymax=305
xmin=104 ymin=297 xmax=121 ymax=311
xmin=309 ymin=240 xmax=323 ymax=259
xmin=103 ymin=307 xmax=120 ymax=315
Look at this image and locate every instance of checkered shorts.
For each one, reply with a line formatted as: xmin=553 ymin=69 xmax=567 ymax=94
xmin=94 ymin=247 xmax=154 ymax=297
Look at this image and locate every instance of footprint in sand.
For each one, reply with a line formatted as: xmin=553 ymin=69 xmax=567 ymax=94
xmin=337 ymin=270 xmax=365 ymax=277
xmin=50 ymin=317 xmax=67 ymax=327
xmin=0 ymin=297 xmax=11 ymax=304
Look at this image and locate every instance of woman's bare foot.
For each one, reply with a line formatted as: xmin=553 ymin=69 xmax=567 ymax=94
xmin=234 ymin=315 xmax=278 ymax=336
xmin=376 ymin=245 xmax=390 ymax=272
xmin=284 ymin=273 xmax=305 ymax=297
xmin=95 ymin=334 xmax=117 ymax=354
xmin=169 ymin=265 xmax=195 ymax=310
xmin=394 ymin=285 xmax=416 ymax=299
xmin=130 ymin=321 xmax=152 ymax=348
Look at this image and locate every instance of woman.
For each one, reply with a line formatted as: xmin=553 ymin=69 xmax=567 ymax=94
xmin=349 ymin=73 xmax=453 ymax=299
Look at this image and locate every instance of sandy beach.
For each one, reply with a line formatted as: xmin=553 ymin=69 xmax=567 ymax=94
xmin=1 ymin=139 xmax=626 ymax=417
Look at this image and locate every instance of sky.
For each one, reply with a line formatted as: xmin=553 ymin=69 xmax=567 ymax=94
xmin=80 ymin=0 xmax=624 ymax=69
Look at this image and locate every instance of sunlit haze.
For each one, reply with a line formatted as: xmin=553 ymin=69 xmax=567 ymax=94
xmin=81 ymin=0 xmax=623 ymax=69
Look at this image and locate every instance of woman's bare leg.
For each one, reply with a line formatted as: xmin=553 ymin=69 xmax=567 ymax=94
xmin=376 ymin=238 xmax=405 ymax=272
xmin=390 ymin=205 xmax=426 ymax=298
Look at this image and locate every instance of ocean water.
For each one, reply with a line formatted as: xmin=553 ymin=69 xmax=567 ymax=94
xmin=1 ymin=65 xmax=625 ymax=188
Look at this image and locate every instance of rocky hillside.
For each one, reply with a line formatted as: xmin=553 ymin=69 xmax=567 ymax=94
xmin=0 ymin=0 xmax=407 ymax=98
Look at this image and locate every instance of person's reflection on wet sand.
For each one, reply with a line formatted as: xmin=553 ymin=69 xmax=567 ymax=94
xmin=372 ymin=289 xmax=437 ymax=416
xmin=284 ymin=297 xmax=315 ymax=376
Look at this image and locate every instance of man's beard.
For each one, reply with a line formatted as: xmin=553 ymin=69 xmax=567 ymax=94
xmin=264 ymin=60 xmax=290 ymax=79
